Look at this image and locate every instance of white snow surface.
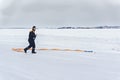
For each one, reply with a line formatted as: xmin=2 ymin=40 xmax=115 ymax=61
xmin=0 ymin=29 xmax=120 ymax=80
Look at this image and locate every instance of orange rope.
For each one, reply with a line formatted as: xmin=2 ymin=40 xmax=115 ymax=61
xmin=12 ymin=48 xmax=92 ymax=53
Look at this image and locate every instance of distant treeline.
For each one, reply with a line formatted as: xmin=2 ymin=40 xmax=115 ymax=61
xmin=58 ymin=26 xmax=120 ymax=29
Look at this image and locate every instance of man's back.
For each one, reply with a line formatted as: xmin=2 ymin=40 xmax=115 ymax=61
xmin=29 ymin=31 xmax=36 ymax=40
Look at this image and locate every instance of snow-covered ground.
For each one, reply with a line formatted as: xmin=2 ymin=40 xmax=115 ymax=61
xmin=0 ymin=29 xmax=120 ymax=80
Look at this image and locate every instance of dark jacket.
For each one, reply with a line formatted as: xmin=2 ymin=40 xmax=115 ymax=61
xmin=28 ymin=31 xmax=36 ymax=41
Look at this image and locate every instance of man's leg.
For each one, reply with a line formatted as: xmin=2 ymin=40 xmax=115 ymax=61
xmin=32 ymin=41 xmax=36 ymax=53
xmin=24 ymin=41 xmax=32 ymax=53
xmin=24 ymin=45 xmax=32 ymax=53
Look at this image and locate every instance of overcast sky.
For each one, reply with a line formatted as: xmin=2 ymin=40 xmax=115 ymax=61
xmin=0 ymin=0 xmax=120 ymax=28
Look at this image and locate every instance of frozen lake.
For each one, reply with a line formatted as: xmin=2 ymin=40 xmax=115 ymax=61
xmin=0 ymin=29 xmax=120 ymax=80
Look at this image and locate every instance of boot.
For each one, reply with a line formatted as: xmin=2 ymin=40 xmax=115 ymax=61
xmin=24 ymin=48 xmax=27 ymax=53
xmin=32 ymin=48 xmax=36 ymax=54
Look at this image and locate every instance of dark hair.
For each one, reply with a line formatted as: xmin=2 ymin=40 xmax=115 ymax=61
xmin=32 ymin=26 xmax=36 ymax=29
xmin=32 ymin=26 xmax=36 ymax=31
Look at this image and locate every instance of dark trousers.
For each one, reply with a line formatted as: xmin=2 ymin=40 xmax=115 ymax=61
xmin=25 ymin=40 xmax=36 ymax=52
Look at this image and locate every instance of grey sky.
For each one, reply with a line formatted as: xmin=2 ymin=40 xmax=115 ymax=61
xmin=0 ymin=0 xmax=120 ymax=28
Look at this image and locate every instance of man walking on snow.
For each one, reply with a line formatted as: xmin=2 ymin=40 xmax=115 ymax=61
xmin=24 ymin=26 xmax=37 ymax=54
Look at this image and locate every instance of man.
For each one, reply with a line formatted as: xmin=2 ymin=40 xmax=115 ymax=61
xmin=24 ymin=26 xmax=37 ymax=53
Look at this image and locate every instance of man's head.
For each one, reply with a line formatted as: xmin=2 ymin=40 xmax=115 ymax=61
xmin=32 ymin=26 xmax=36 ymax=31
